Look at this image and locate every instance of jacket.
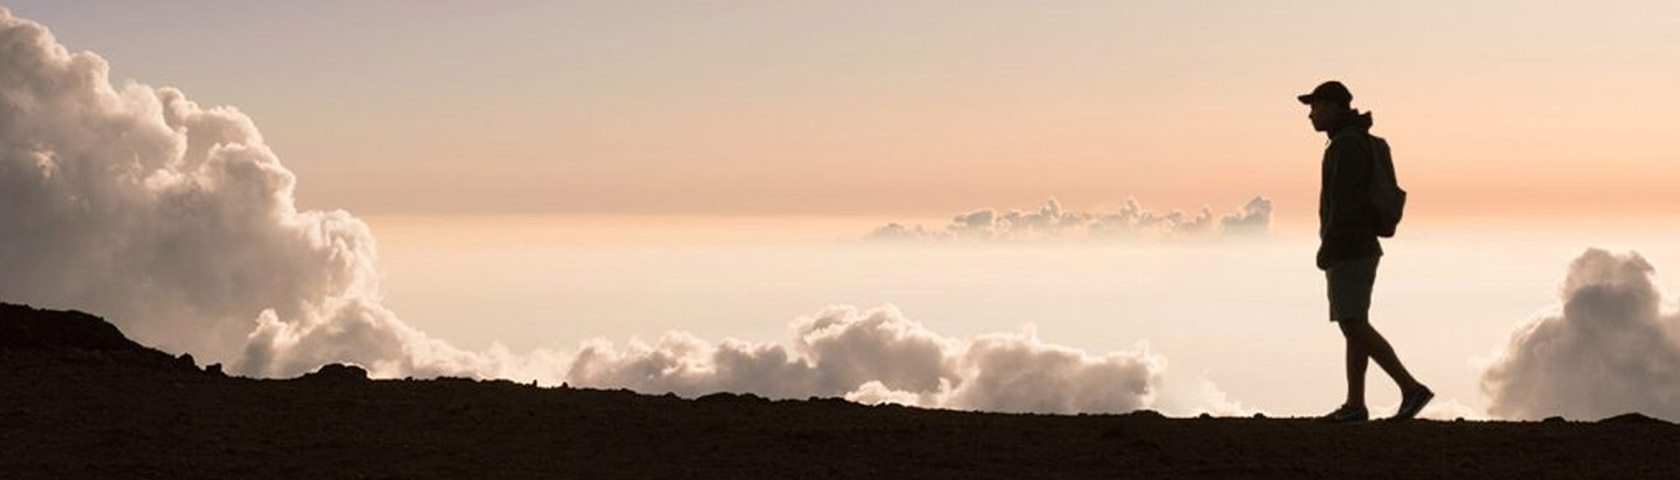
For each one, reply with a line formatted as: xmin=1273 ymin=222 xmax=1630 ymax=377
xmin=1317 ymin=111 xmax=1383 ymax=270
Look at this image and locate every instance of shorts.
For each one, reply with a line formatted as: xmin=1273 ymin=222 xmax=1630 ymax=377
xmin=1325 ymin=255 xmax=1379 ymax=322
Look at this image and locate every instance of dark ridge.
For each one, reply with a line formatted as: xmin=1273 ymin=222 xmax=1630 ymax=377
xmin=0 ymin=302 xmax=147 ymax=351
xmin=3 ymin=302 xmax=1679 ymax=480
xmin=1598 ymin=412 xmax=1671 ymax=425
xmin=0 ymin=302 xmax=202 ymax=374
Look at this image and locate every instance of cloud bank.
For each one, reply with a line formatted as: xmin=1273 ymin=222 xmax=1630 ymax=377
xmin=568 ymin=304 xmax=1165 ymax=413
xmin=1480 ymin=249 xmax=1680 ymax=421
xmin=867 ymin=196 xmax=1273 ymax=243
xmin=0 ymin=11 xmax=1227 ymax=415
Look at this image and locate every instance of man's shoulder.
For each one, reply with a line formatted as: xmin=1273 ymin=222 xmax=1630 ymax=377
xmin=1330 ymin=127 xmax=1374 ymax=143
xmin=1328 ymin=129 xmax=1375 ymax=156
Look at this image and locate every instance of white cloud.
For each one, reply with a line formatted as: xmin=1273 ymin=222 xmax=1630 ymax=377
xmin=0 ymin=10 xmax=558 ymax=380
xmin=1480 ymin=249 xmax=1680 ymax=421
xmin=843 ymin=381 xmax=926 ymax=407
xmin=567 ymin=305 xmax=1165 ymax=414
xmin=1217 ymin=196 xmax=1273 ymax=235
xmin=867 ymin=196 xmax=1273 ymax=243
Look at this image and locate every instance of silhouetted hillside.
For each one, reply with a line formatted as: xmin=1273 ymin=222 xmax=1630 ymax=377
xmin=0 ymin=303 xmax=148 ymax=351
xmin=1 ymin=302 xmax=1677 ymax=479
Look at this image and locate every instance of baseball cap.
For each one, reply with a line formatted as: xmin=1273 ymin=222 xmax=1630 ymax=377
xmin=1296 ymin=81 xmax=1353 ymax=105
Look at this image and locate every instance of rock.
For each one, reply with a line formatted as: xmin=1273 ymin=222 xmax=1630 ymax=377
xmin=301 ymin=363 xmax=368 ymax=383
xmin=206 ymin=363 xmax=224 ymax=376
xmin=175 ymin=353 xmax=197 ymax=370
xmin=1542 ymin=416 xmax=1568 ymax=424
xmin=1598 ymin=413 xmax=1669 ymax=425
xmin=698 ymin=392 xmax=770 ymax=404
xmin=1124 ymin=409 xmax=1166 ymax=420
xmin=803 ymin=396 xmax=858 ymax=408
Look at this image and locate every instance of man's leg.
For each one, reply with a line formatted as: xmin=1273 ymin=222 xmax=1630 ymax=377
xmin=1338 ymin=318 xmax=1420 ymax=391
xmin=1320 ymin=319 xmax=1373 ymax=422
xmin=1341 ymin=322 xmax=1368 ymax=406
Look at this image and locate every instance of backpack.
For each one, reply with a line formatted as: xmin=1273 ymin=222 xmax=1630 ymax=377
xmin=1364 ymin=134 xmax=1406 ymax=238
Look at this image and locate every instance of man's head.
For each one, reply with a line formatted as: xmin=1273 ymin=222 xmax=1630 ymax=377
xmin=1298 ymin=81 xmax=1353 ymax=132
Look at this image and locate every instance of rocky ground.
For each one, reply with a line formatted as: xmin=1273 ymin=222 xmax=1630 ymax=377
xmin=3 ymin=302 xmax=1677 ymax=479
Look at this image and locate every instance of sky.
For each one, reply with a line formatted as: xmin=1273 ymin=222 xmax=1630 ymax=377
xmin=7 ymin=1 xmax=1680 ymax=221
xmin=3 ymin=2 xmax=1680 ymax=421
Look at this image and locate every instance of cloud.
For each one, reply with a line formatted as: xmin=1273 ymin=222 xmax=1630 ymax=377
xmin=1217 ymin=196 xmax=1273 ymax=235
xmin=1479 ymin=249 xmax=1680 ymax=421
xmin=566 ymin=304 xmax=1164 ymax=413
xmin=866 ymin=196 xmax=1273 ymax=243
xmin=0 ymin=10 xmax=558 ymax=380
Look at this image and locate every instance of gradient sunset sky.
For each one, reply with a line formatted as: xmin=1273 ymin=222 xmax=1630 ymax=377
xmin=10 ymin=1 xmax=1679 ymax=224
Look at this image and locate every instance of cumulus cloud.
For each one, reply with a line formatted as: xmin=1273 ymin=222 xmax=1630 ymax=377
xmin=567 ymin=304 xmax=1164 ymax=413
xmin=1480 ymin=249 xmax=1680 ymax=421
xmin=867 ymin=196 xmax=1273 ymax=243
xmin=0 ymin=10 xmax=556 ymax=379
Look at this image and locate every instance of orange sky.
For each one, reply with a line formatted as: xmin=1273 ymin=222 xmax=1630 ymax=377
xmin=11 ymin=1 xmax=1680 ymax=220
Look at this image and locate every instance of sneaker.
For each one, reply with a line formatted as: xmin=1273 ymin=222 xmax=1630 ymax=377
xmin=1319 ymin=403 xmax=1368 ymax=423
xmin=1388 ymin=385 xmax=1435 ymax=421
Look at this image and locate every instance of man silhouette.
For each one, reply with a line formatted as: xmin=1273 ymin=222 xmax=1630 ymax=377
xmin=1299 ymin=81 xmax=1432 ymax=422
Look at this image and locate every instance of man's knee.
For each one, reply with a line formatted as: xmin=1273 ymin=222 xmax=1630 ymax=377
xmin=1337 ymin=318 xmax=1369 ymax=336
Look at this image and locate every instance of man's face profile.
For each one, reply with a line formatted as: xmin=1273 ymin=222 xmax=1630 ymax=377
xmin=1307 ymin=101 xmax=1341 ymax=132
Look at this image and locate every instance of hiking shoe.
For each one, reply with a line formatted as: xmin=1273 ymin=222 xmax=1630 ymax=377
xmin=1388 ymin=385 xmax=1435 ymax=421
xmin=1319 ymin=403 xmax=1368 ymax=423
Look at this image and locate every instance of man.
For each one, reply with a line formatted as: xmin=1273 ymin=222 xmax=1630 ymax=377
xmin=1298 ymin=80 xmax=1432 ymax=422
